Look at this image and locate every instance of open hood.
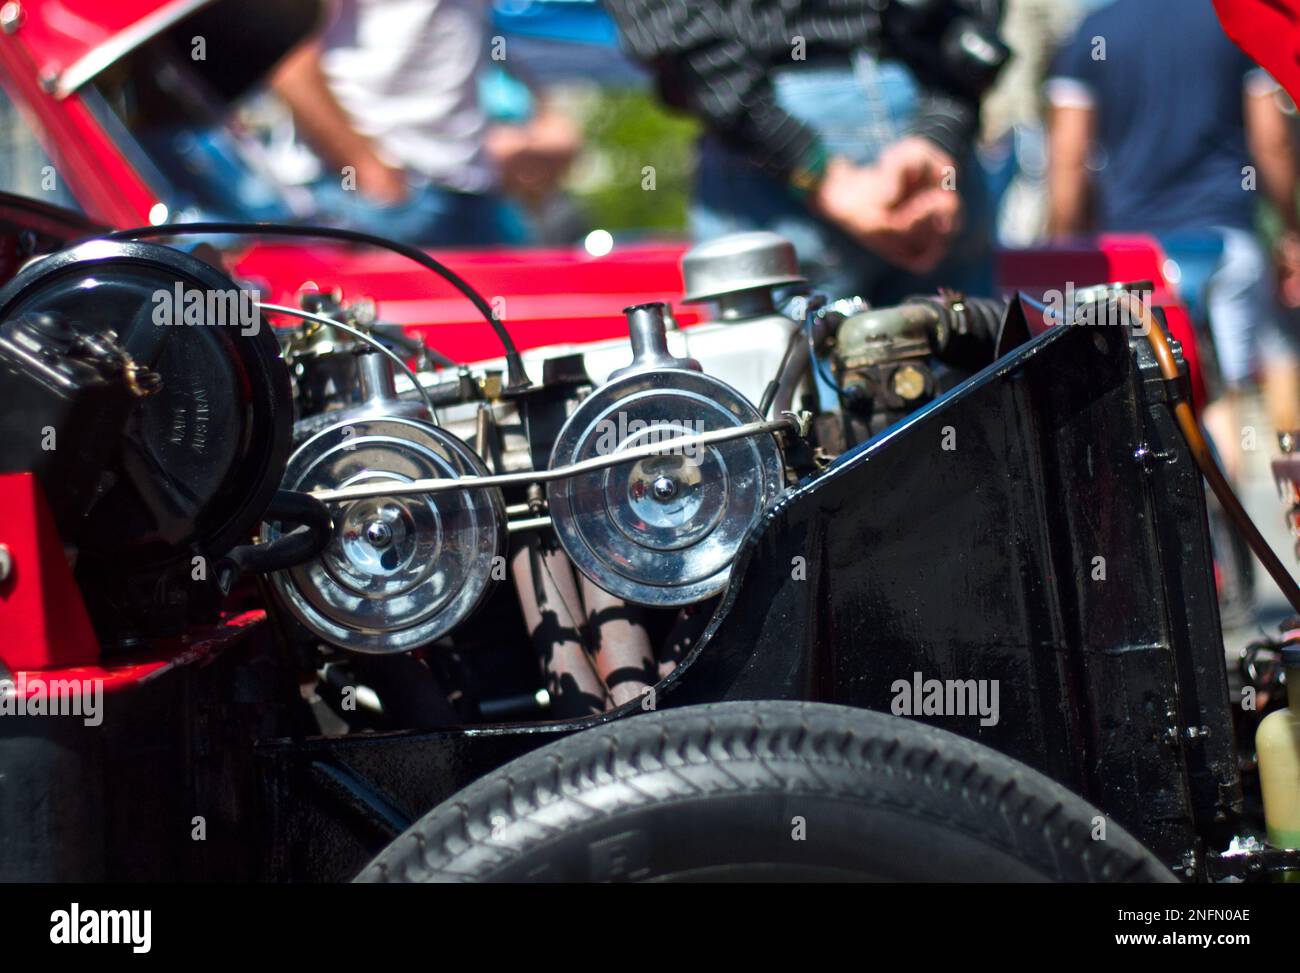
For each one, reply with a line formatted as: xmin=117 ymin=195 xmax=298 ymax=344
xmin=2 ymin=0 xmax=321 ymax=101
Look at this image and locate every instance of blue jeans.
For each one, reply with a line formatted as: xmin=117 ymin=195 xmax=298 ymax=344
xmin=1161 ymin=228 xmax=1300 ymax=387
xmin=310 ymin=177 xmax=528 ymax=247
xmin=691 ymin=56 xmax=993 ymax=303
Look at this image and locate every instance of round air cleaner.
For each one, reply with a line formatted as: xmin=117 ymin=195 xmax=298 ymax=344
xmin=548 ymin=367 xmax=784 ymax=607
xmin=266 ymin=416 xmax=505 ymax=653
xmin=0 ymin=240 xmax=290 ymax=568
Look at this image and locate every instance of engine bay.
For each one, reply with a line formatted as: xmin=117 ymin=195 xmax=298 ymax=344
xmin=0 ymin=226 xmax=1024 ymax=729
xmin=7 ymin=208 xmax=1294 ymax=888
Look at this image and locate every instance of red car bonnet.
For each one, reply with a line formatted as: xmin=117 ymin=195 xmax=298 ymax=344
xmin=1215 ymin=0 xmax=1300 ymax=100
xmin=4 ymin=0 xmax=216 ymax=100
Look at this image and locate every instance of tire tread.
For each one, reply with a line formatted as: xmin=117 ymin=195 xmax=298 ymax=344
xmin=356 ymin=702 xmax=1174 ymax=883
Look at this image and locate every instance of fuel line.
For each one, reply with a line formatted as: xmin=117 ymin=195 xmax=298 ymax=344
xmin=1120 ymin=292 xmax=1300 ymax=616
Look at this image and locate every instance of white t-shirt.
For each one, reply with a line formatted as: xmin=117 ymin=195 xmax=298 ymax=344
xmin=319 ymin=0 xmax=495 ymax=194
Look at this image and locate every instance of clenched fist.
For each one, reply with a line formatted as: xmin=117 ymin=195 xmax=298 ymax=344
xmin=809 ymin=138 xmax=963 ymax=274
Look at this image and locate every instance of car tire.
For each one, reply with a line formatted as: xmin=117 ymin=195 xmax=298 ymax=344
xmin=355 ymin=701 xmax=1176 ymax=882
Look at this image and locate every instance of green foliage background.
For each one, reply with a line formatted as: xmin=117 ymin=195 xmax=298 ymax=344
xmin=570 ymin=88 xmax=698 ymax=235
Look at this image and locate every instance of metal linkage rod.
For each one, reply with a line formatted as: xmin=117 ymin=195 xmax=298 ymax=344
xmin=309 ymin=415 xmax=802 ymax=504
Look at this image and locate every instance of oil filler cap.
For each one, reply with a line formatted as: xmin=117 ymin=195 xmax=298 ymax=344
xmin=681 ymin=232 xmax=806 ymax=305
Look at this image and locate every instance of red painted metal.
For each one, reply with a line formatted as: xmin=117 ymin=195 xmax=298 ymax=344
xmin=998 ymin=235 xmax=1207 ymax=413
xmin=0 ymin=0 xmax=211 ymax=97
xmin=234 ymin=241 xmax=704 ymax=362
xmin=1214 ymin=0 xmax=1300 ymax=104
xmin=7 ymin=609 xmax=265 ymax=697
xmin=0 ymin=473 xmax=99 ymax=670
xmin=0 ymin=20 xmax=159 ymax=225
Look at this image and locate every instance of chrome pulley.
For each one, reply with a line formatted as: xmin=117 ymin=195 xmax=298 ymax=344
xmin=548 ymin=304 xmax=785 ymax=607
xmin=265 ymin=416 xmax=505 ymax=653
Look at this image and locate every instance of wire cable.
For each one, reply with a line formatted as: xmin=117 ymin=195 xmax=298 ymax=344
xmin=95 ymin=220 xmax=531 ymax=390
xmin=309 ymin=414 xmax=801 ymax=504
xmin=257 ymin=303 xmax=440 ymax=421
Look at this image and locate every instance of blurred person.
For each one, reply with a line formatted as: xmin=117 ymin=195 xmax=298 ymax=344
xmin=1046 ymin=0 xmax=1300 ymax=480
xmin=481 ymin=64 xmax=587 ymax=244
xmin=600 ymin=0 xmax=1010 ymax=302
xmin=270 ymin=0 xmax=522 ymax=246
xmin=978 ymin=0 xmax=1081 ymax=245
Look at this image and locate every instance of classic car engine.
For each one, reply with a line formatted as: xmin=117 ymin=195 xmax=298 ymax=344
xmin=7 ymin=0 xmax=1300 ymax=899
xmin=0 ymin=226 xmax=1005 ymax=724
xmin=6 ymin=208 xmax=1300 ymax=886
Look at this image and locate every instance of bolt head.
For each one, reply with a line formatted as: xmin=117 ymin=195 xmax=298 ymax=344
xmin=651 ymin=476 xmax=677 ymax=501
xmin=891 ymin=364 xmax=927 ymax=401
xmin=0 ymin=3 xmax=23 ymax=33
xmin=364 ymin=521 xmax=393 ymax=548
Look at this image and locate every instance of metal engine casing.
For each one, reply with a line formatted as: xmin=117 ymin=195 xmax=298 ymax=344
xmin=0 ymin=240 xmax=291 ymax=640
xmin=547 ymin=303 xmax=785 ymax=607
xmin=267 ymin=415 xmax=505 ymax=653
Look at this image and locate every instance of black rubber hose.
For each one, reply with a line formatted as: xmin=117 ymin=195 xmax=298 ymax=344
xmin=920 ymin=295 xmax=1007 ymax=369
xmin=216 ymin=490 xmax=334 ymax=592
xmin=93 ymin=221 xmax=531 ymax=390
xmin=758 ymin=325 xmax=807 ymax=417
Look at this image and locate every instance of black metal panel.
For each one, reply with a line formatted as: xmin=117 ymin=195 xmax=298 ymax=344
xmin=257 ymin=724 xmax=566 ymax=881
xmin=1131 ymin=336 xmax=1242 ymax=844
xmin=0 ymin=624 xmax=292 ymax=881
xmin=658 ymin=318 xmax=1237 ymax=869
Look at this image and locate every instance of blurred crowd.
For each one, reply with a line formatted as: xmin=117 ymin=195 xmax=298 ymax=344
xmin=247 ymin=0 xmax=1300 ymax=442
xmin=254 ymin=0 xmax=584 ymax=246
xmin=6 ymin=0 xmax=1296 ymax=457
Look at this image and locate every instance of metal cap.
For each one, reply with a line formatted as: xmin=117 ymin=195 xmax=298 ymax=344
xmin=681 ymin=232 xmax=805 ymax=304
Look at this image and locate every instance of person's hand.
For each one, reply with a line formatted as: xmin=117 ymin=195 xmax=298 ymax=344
xmin=486 ymin=110 xmax=582 ymax=205
xmin=355 ymin=158 xmax=410 ymax=206
xmin=1277 ymin=230 xmax=1300 ymax=308
xmin=810 ymin=153 xmax=961 ymax=273
xmin=875 ymin=137 xmax=960 ymax=229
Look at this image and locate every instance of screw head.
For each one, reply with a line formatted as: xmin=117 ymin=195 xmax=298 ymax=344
xmin=364 ymin=521 xmax=393 ymax=548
